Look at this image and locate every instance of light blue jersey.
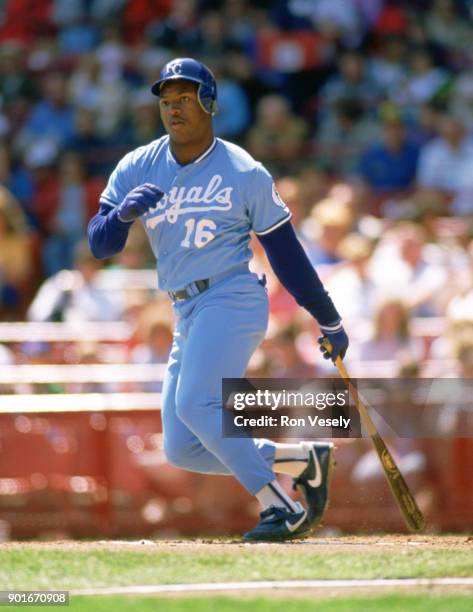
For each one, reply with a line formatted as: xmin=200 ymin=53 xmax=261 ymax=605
xmin=100 ymin=136 xmax=291 ymax=291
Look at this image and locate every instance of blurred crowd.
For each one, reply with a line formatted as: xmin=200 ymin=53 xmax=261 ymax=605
xmin=1 ymin=0 xmax=473 ymax=381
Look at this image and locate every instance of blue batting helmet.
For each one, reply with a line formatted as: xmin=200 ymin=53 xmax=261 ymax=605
xmin=151 ymin=58 xmax=218 ymax=115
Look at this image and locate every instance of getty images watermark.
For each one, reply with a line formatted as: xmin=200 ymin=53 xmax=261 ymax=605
xmin=222 ymin=378 xmax=473 ymax=439
xmin=232 ymin=388 xmax=351 ymax=428
xmin=222 ymin=378 xmax=361 ymax=439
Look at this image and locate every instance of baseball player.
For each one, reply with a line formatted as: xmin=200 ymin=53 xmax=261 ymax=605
xmin=88 ymin=58 xmax=349 ymax=542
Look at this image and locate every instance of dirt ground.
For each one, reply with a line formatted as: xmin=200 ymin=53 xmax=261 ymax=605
xmin=4 ymin=533 xmax=473 ymax=552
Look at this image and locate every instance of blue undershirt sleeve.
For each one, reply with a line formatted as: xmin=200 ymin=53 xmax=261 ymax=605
xmin=257 ymin=220 xmax=341 ymax=327
xmin=88 ymin=201 xmax=133 ymax=259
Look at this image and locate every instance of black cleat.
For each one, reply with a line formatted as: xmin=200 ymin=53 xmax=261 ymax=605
xmin=292 ymin=442 xmax=335 ymax=530
xmin=243 ymin=502 xmax=311 ymax=542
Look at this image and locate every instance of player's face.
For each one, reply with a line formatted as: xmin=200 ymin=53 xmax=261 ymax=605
xmin=159 ymin=80 xmax=211 ymax=145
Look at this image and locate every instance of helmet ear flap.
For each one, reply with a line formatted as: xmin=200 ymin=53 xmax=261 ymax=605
xmin=197 ymin=83 xmax=217 ymax=116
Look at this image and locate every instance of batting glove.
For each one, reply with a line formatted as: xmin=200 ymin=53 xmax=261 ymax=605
xmin=318 ymin=322 xmax=349 ymax=362
xmin=117 ymin=183 xmax=164 ymax=223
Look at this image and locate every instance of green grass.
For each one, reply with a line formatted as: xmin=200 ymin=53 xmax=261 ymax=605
xmin=0 ymin=545 xmax=472 ymax=590
xmin=10 ymin=595 xmax=473 ymax=612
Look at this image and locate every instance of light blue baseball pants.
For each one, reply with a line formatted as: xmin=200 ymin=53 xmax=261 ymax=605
xmin=161 ymin=268 xmax=277 ymax=495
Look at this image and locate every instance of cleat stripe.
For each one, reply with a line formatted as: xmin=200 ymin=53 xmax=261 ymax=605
xmin=268 ymin=482 xmax=297 ymax=512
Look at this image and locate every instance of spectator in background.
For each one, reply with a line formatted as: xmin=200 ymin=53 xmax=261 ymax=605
xmin=126 ymin=88 xmax=164 ymax=147
xmin=123 ymin=0 xmax=172 ymax=45
xmin=272 ymin=0 xmax=364 ymax=44
xmin=358 ymin=109 xmax=419 ymax=199
xmin=404 ymin=17 xmax=446 ymax=66
xmin=324 ymin=233 xmax=378 ymax=320
xmin=27 ymin=35 xmax=59 ymax=74
xmin=304 ymin=199 xmax=353 ymax=266
xmin=368 ymin=35 xmax=407 ymax=100
xmin=28 ymin=242 xmax=124 ymax=322
xmin=0 ymin=41 xmax=37 ymax=114
xmin=90 ymin=0 xmax=127 ymax=24
xmin=95 ymin=23 xmax=128 ymax=83
xmin=407 ymin=102 xmax=439 ymax=147
xmin=0 ymin=104 xmax=8 ymax=143
xmin=297 ymin=165 xmax=330 ymax=213
xmin=0 ymin=186 xmax=32 ymax=318
xmin=222 ymin=0 xmax=255 ymax=52
xmin=135 ymin=49 xmax=173 ymax=110
xmin=54 ymin=13 xmax=100 ymax=57
xmin=449 ymin=163 xmax=473 ymax=217
xmin=223 ymin=51 xmax=272 ymax=114
xmin=16 ymin=71 xmax=75 ymax=153
xmin=264 ymin=324 xmax=315 ymax=378
xmin=395 ymin=47 xmax=448 ymax=109
xmin=430 ymin=319 xmax=473 ymax=367
xmin=66 ymin=107 xmax=108 ymax=176
xmin=128 ymin=295 xmax=174 ymax=389
xmin=68 ymin=53 xmax=128 ymax=138
xmin=451 ymin=68 xmax=473 ymax=131
xmin=416 ymin=114 xmax=473 ymax=213
xmin=311 ymin=0 xmax=365 ymax=42
xmin=51 ymin=0 xmax=86 ymax=27
xmin=148 ymin=0 xmax=200 ymax=52
xmin=42 ymin=151 xmax=104 ymax=276
xmin=131 ymin=318 xmax=173 ymax=391
xmin=0 ymin=142 xmax=34 ymax=210
xmin=371 ymin=223 xmax=447 ymax=317
xmin=316 ymin=97 xmax=379 ymax=177
xmin=197 ymin=12 xmax=237 ymax=58
xmin=211 ymin=62 xmax=250 ymax=140
xmin=246 ymin=94 xmax=308 ymax=172
xmin=445 ymin=239 xmax=473 ymax=322
xmin=319 ymin=52 xmax=380 ymax=120
xmin=456 ymin=337 xmax=473 ymax=378
xmin=23 ymin=140 xmax=60 ymax=235
xmin=425 ymin=0 xmax=472 ymax=62
xmin=353 ymin=298 xmax=422 ymax=362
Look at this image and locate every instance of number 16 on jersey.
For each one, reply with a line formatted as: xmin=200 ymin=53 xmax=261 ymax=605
xmin=181 ymin=218 xmax=217 ymax=248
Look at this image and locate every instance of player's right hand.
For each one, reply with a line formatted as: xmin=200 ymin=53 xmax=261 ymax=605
xmin=318 ymin=324 xmax=349 ymax=362
xmin=117 ymin=183 xmax=164 ymax=222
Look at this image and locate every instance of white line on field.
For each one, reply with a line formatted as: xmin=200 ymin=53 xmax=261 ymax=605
xmin=71 ymin=578 xmax=473 ymax=596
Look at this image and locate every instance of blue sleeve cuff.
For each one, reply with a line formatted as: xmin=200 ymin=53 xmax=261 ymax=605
xmin=88 ymin=202 xmax=132 ymax=259
xmin=108 ymin=205 xmax=134 ymax=228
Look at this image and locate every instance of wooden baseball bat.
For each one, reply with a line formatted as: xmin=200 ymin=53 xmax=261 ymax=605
xmin=322 ymin=339 xmax=425 ymax=532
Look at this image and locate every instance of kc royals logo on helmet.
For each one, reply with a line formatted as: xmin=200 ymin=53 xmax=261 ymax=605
xmin=167 ymin=60 xmax=183 ymax=75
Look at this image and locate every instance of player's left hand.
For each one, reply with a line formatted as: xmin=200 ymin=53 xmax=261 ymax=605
xmin=318 ymin=324 xmax=349 ymax=362
xmin=117 ymin=183 xmax=164 ymax=223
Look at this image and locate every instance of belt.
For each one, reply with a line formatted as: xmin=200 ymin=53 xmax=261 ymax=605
xmin=167 ymin=263 xmax=249 ymax=302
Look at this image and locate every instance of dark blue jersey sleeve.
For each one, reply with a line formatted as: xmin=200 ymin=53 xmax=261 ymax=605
xmin=88 ymin=202 xmax=133 ymax=259
xmin=257 ymin=221 xmax=341 ymax=327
